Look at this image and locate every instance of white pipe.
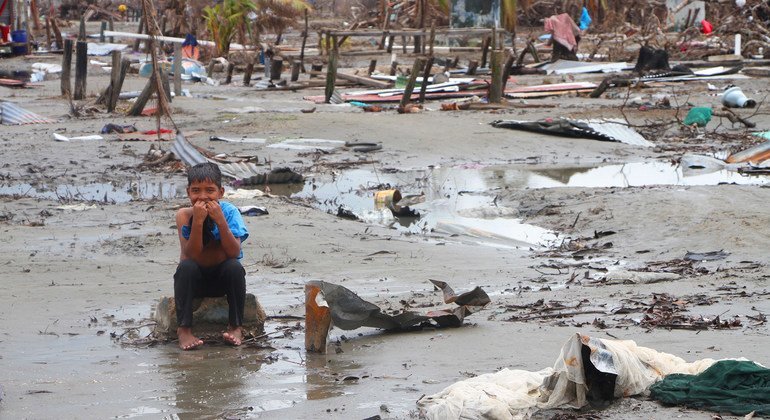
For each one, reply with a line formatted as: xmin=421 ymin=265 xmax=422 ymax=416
xmin=103 ymin=30 xmax=246 ymax=50
xmin=735 ymin=34 xmax=742 ymax=56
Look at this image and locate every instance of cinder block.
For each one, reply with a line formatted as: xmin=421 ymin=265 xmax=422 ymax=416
xmin=154 ymin=293 xmax=266 ymax=338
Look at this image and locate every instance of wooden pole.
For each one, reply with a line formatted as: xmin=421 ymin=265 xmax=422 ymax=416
xmin=480 ymin=35 xmax=491 ymax=68
xmin=109 ymin=19 xmax=114 ymax=43
xmin=100 ymin=21 xmax=107 ymax=43
xmin=418 ymin=56 xmax=434 ymax=103
xmin=225 ymin=62 xmax=235 ymax=84
xmin=291 ymin=61 xmax=301 ymax=82
xmin=128 ymin=75 xmax=156 ymax=116
xmin=324 ymin=36 xmax=339 ymax=103
xmin=367 ymin=59 xmax=377 ymax=76
xmin=108 ymin=59 xmax=130 ymax=112
xmin=243 ymin=54 xmax=256 ymax=86
xmin=379 ymin=3 xmax=390 ymax=50
xmin=44 ymin=18 xmax=51 ymax=50
xmin=310 ymin=62 xmax=323 ymax=79
xmin=399 ymin=57 xmax=424 ymax=110
xmin=74 ymin=40 xmax=87 ymax=100
xmin=161 ymin=71 xmax=171 ymax=103
xmin=60 ymin=38 xmax=72 ymax=96
xmin=501 ymin=52 xmax=515 ymax=95
xmin=30 ymin=0 xmax=40 ymax=30
xmin=51 ymin=18 xmax=63 ymax=50
xmin=270 ymin=57 xmax=283 ymax=81
xmin=489 ymin=50 xmax=503 ymax=103
xmin=466 ymin=59 xmax=478 ymax=75
xmin=173 ymin=43 xmax=182 ymax=96
xmin=299 ymin=9 xmax=308 ymax=72
xmin=78 ymin=16 xmax=86 ymax=41
xmin=133 ymin=18 xmax=144 ymax=52
xmin=428 ymin=21 xmax=436 ymax=56
xmin=389 ymin=60 xmax=398 ymax=76
xmin=386 ymin=35 xmax=394 ymax=53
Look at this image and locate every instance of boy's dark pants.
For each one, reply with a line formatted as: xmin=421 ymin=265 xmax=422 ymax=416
xmin=174 ymin=259 xmax=246 ymax=328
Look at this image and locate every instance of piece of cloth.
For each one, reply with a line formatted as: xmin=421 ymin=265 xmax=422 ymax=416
xmin=418 ymin=333 xmax=719 ymax=419
xmin=579 ymin=7 xmax=592 ymax=31
xmin=650 ymin=360 xmax=770 ymax=416
xmin=544 ymin=13 xmax=580 ymax=52
xmin=174 ymin=258 xmax=246 ymax=327
xmin=181 ymin=200 xmax=249 ymax=259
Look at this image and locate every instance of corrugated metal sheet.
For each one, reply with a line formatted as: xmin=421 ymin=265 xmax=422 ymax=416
xmin=583 ymin=119 xmax=655 ymax=148
xmin=492 ymin=118 xmax=653 ymax=147
xmin=170 ymin=131 xmax=207 ymax=166
xmin=171 ymin=131 xmax=262 ymax=180
xmin=0 ymin=101 xmax=55 ymax=125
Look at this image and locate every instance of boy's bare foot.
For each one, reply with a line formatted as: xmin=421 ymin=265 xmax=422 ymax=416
xmin=177 ymin=327 xmax=204 ymax=350
xmin=223 ymin=326 xmax=243 ymax=346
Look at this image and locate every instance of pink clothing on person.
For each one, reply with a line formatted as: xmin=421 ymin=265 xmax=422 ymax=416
xmin=544 ymin=13 xmax=580 ymax=51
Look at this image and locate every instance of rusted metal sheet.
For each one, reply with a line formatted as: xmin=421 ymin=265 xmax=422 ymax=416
xmin=0 ymin=101 xmax=54 ymax=125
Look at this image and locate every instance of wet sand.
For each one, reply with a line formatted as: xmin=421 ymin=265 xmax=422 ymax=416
xmin=1 ymin=48 xmax=769 ymax=419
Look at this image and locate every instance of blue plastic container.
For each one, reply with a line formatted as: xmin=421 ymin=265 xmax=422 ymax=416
xmin=11 ymin=30 xmax=28 ymax=55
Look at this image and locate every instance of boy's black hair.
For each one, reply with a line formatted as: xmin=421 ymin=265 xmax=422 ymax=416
xmin=187 ymin=162 xmax=222 ymax=188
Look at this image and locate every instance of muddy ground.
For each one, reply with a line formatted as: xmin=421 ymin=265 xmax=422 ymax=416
xmin=1 ymin=37 xmax=769 ymax=419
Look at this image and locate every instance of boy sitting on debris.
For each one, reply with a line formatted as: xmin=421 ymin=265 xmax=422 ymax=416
xmin=174 ymin=162 xmax=249 ymax=350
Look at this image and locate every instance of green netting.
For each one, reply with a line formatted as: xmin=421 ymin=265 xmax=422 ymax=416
xmin=683 ymin=107 xmax=713 ymax=127
xmin=649 ymin=360 xmax=770 ymax=416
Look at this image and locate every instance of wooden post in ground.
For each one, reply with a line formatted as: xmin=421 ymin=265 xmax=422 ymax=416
xmin=418 ymin=56 xmax=434 ymax=103
xmin=379 ymin=2 xmax=390 ymax=50
xmin=466 ymin=60 xmax=478 ymax=75
xmin=399 ymin=57 xmax=424 ymax=110
xmin=386 ymin=35 xmax=394 ymax=53
xmin=428 ymin=21 xmax=435 ymax=56
xmin=128 ymin=75 xmax=156 ymax=116
xmin=299 ymin=9 xmax=308 ymax=72
xmin=161 ymin=71 xmax=171 ymax=103
xmin=100 ymin=21 xmax=107 ymax=43
xmin=324 ymin=36 xmax=339 ymax=103
xmin=109 ymin=19 xmax=114 ymax=43
xmin=30 ymin=0 xmax=40 ymax=30
xmin=173 ymin=43 xmax=182 ymax=96
xmin=51 ymin=18 xmax=63 ymax=50
xmin=291 ymin=61 xmax=301 ymax=82
xmin=270 ymin=57 xmax=283 ymax=81
xmin=108 ymin=59 xmax=130 ymax=112
xmin=480 ymin=35 xmax=491 ymax=68
xmin=61 ymin=39 xmax=73 ymax=95
xmin=501 ymin=52 xmax=515 ymax=94
xmin=44 ymin=18 xmax=51 ymax=50
xmin=390 ymin=60 xmax=398 ymax=76
xmin=225 ymin=62 xmax=235 ymax=84
xmin=78 ymin=16 xmax=86 ymax=40
xmin=367 ymin=59 xmax=377 ymax=76
xmin=243 ymin=54 xmax=255 ymax=86
xmin=74 ymin=40 xmax=88 ymax=100
xmin=207 ymin=60 xmax=216 ymax=78
xmin=133 ymin=18 xmax=144 ymax=52
xmin=489 ymin=50 xmax=503 ymax=103
xmin=310 ymin=62 xmax=323 ymax=79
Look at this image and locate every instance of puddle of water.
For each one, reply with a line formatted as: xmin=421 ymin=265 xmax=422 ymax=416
xmin=242 ymin=161 xmax=768 ymax=248
xmin=292 ymin=167 xmax=558 ymax=248
xmin=0 ymin=181 xmax=185 ymax=203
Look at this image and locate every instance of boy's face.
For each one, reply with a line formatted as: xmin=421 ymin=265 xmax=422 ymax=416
xmin=187 ymin=179 xmax=224 ymax=204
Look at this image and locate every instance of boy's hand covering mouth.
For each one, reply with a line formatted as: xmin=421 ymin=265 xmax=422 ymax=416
xmin=205 ymin=200 xmax=227 ymax=225
xmin=192 ymin=201 xmax=208 ymax=220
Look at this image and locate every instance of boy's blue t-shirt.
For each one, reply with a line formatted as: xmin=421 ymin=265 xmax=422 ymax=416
xmin=181 ymin=201 xmax=249 ymax=259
